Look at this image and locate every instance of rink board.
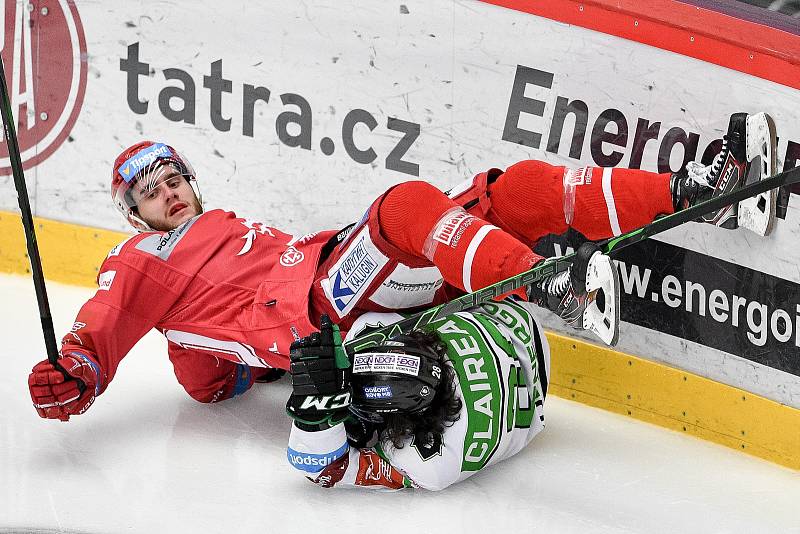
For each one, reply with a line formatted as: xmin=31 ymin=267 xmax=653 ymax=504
xmin=0 ymin=1 xmax=798 ymax=468
xmin=547 ymin=334 xmax=800 ymax=471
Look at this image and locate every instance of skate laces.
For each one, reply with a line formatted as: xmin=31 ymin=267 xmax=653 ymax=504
xmin=687 ymin=136 xmax=730 ymax=188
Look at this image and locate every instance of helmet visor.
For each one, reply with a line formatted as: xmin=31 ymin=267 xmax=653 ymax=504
xmin=113 ymin=143 xmax=196 ymax=214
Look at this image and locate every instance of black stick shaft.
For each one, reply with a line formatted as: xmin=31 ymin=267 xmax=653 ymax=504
xmin=599 ymin=165 xmax=800 ymax=255
xmin=0 ymin=57 xmax=60 ymax=363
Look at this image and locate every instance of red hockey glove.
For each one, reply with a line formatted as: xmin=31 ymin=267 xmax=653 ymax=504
xmin=28 ymin=350 xmax=102 ymax=421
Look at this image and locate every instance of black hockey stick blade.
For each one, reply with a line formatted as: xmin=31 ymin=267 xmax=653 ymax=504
xmin=0 ymin=57 xmax=60 ymax=364
xmin=344 ymin=164 xmax=800 ymax=354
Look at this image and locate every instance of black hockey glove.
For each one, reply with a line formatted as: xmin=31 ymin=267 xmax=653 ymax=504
xmin=286 ymin=315 xmax=352 ymax=430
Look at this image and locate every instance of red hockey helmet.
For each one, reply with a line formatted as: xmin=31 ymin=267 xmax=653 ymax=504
xmin=111 ymin=141 xmax=202 ymax=231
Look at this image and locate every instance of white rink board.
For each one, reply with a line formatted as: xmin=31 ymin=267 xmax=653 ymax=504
xmin=0 ymin=1 xmax=798 ymax=404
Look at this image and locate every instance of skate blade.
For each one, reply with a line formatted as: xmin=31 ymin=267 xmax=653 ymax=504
xmin=583 ymin=252 xmax=620 ymax=347
xmin=738 ymin=112 xmax=778 ymax=236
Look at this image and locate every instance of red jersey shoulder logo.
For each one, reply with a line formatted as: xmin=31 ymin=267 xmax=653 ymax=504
xmin=280 ymin=246 xmax=304 ymax=267
xmin=0 ymin=1 xmax=88 ymax=174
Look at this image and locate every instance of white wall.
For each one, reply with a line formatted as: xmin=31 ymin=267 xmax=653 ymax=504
xmin=1 ymin=0 xmax=798 ymax=405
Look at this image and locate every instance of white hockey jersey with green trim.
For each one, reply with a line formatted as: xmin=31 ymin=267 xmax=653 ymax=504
xmin=286 ymin=299 xmax=550 ymax=490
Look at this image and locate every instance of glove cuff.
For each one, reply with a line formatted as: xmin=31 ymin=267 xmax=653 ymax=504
xmin=61 ymin=350 xmax=103 ymax=396
xmin=293 ymin=420 xmax=335 ymax=432
xmin=286 ymin=408 xmax=351 ymax=427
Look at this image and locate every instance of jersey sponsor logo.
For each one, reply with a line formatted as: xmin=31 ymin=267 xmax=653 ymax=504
xmin=381 ymin=279 xmax=442 ymax=293
xmin=333 ymin=209 xmax=369 ymax=252
xmin=335 ymin=210 xmax=369 ymax=252
xmin=97 ymin=270 xmax=116 ymax=291
xmin=563 ymin=166 xmax=593 ymax=186
xmin=63 ymin=321 xmax=87 ymax=347
xmin=106 ymin=236 xmax=136 ymax=259
xmin=294 ymin=232 xmax=319 ymax=245
xmin=70 ymin=322 xmax=86 ymax=332
xmin=135 ymin=215 xmax=198 ymax=260
xmin=118 ymin=143 xmax=172 ymax=182
xmin=354 ymin=449 xmax=407 ymax=489
xmin=362 ymin=385 xmax=392 ymax=399
xmin=335 ymin=224 xmax=355 ymax=245
xmin=287 ymin=443 xmax=349 ymax=473
xmin=0 ymin=2 xmax=87 ymax=175
xmin=157 ymin=230 xmax=177 ymax=251
xmin=368 ymin=264 xmax=443 ymax=309
xmin=280 ymin=246 xmax=304 ymax=267
xmin=322 ymin=229 xmax=390 ymax=317
xmin=352 ymin=354 xmax=420 ymax=376
xmin=337 ymin=241 xmax=377 ymax=293
xmin=432 ymin=210 xmax=475 ymax=248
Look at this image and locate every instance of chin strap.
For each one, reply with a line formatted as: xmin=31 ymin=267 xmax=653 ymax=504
xmin=128 ymin=211 xmax=154 ymax=232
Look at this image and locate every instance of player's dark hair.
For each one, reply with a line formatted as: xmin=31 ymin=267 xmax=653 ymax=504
xmin=379 ymin=330 xmax=462 ymax=450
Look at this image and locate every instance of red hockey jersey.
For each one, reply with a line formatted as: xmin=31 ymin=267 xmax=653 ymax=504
xmin=61 ymin=209 xmax=337 ymax=393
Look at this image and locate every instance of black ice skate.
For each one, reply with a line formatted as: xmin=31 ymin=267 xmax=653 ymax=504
xmin=670 ymin=112 xmax=777 ymax=235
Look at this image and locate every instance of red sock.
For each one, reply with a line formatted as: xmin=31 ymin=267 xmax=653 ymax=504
xmin=487 ymin=160 xmax=674 ymax=242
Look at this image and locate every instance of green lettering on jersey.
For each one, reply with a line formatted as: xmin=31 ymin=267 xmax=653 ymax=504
xmin=481 ymin=301 xmax=532 ymax=347
xmin=432 ymin=316 xmax=502 ymax=472
xmin=479 ymin=301 xmax=539 ymax=430
xmin=506 ymin=364 xmax=535 ymax=430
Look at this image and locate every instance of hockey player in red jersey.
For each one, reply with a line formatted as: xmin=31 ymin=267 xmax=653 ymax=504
xmin=28 ymin=112 xmax=776 ymax=421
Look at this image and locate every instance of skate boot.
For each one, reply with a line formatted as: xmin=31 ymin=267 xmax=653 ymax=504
xmin=528 ymin=242 xmax=620 ymax=346
xmin=670 ymin=112 xmax=777 ymax=235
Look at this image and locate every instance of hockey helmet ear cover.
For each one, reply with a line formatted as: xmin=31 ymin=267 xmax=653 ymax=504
xmin=348 ymin=334 xmax=443 ymax=423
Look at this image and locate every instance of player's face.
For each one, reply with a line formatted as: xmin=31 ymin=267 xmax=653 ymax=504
xmin=132 ymin=169 xmax=202 ymax=231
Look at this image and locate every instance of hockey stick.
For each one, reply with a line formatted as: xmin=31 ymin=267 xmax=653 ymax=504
xmin=0 ymin=57 xmax=60 ymax=365
xmin=345 ymin=164 xmax=800 ymax=354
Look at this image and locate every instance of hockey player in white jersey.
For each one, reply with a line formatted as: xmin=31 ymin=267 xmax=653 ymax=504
xmin=285 ymin=243 xmax=616 ymax=490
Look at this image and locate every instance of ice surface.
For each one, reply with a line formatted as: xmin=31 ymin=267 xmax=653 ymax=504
xmin=1 ymin=274 xmax=798 ymax=534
